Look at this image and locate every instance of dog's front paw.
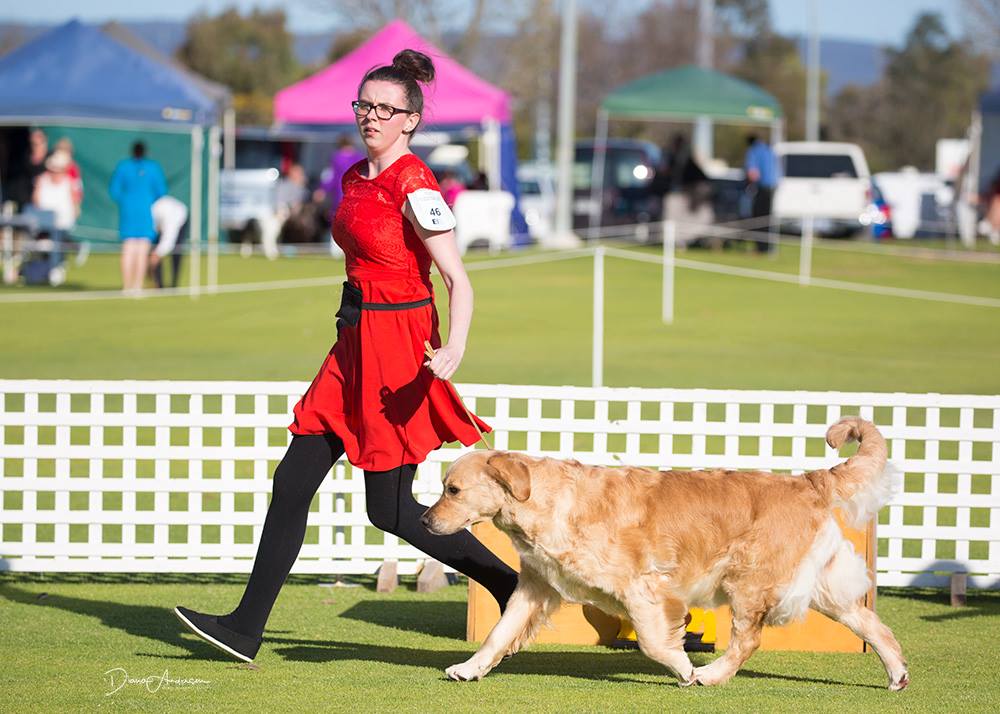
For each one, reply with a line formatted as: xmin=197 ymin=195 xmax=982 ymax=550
xmin=445 ymin=660 xmax=486 ymax=682
xmin=692 ymin=663 xmax=730 ymax=687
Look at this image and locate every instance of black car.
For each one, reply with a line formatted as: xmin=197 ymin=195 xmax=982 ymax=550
xmin=572 ymin=139 xmax=662 ymax=235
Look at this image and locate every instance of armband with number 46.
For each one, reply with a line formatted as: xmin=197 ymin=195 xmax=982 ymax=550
xmin=407 ymin=189 xmax=457 ymax=231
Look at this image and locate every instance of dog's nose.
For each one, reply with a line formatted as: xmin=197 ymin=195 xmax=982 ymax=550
xmin=420 ymin=514 xmax=431 ymax=529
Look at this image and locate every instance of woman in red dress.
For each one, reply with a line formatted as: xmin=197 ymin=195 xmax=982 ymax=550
xmin=175 ymin=50 xmax=518 ymax=663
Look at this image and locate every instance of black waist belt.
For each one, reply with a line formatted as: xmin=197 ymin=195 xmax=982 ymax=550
xmin=335 ymin=282 xmax=431 ymax=330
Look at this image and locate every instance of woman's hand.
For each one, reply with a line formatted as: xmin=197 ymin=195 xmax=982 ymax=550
xmin=424 ymin=342 xmax=465 ymax=381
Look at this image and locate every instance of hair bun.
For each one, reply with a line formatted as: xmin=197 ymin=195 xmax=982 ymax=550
xmin=392 ymin=49 xmax=435 ymax=84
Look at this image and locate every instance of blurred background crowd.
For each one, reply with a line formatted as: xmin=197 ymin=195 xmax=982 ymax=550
xmin=0 ymin=0 xmax=998 ymax=290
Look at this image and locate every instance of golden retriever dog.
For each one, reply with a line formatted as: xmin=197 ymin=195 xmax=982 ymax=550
xmin=421 ymin=417 xmax=908 ymax=690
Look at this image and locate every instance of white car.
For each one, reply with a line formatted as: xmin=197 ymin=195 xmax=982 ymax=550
xmin=220 ymin=168 xmax=282 ymax=258
xmin=516 ymin=161 xmax=555 ymax=243
xmin=873 ymin=168 xmax=951 ymax=239
xmin=773 ymin=142 xmax=872 ymax=236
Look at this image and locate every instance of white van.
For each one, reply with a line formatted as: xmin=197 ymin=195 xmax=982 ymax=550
xmin=220 ymin=168 xmax=282 ymax=258
xmin=773 ymin=142 xmax=871 ymax=236
xmin=517 ymin=161 xmax=555 ymax=243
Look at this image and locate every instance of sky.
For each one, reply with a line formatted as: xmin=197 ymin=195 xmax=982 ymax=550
xmin=0 ymin=0 xmax=967 ymax=46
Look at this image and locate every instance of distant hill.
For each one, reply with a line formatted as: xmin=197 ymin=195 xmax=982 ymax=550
xmin=1 ymin=20 xmax=993 ymax=95
xmin=0 ymin=20 xmax=335 ymax=68
xmin=793 ymin=36 xmax=888 ymax=95
xmin=793 ymin=34 xmax=1000 ymax=94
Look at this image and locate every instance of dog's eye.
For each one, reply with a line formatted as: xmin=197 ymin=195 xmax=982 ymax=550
xmin=447 ymin=485 xmax=460 ymax=496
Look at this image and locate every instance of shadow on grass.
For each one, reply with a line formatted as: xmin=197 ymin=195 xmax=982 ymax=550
xmin=338 ymin=600 xmax=466 ymax=639
xmin=267 ymin=636 xmax=881 ymax=689
xmin=0 ymin=571 xmax=381 ymax=587
xmin=0 ymin=583 xmax=898 ymax=690
xmin=269 ymin=635 xmax=665 ymax=682
xmin=736 ymin=668 xmax=884 ymax=690
xmin=879 ymin=587 xmax=1000 ymax=622
xmin=0 ymin=582 xmax=462 ymax=663
xmin=0 ymin=584 xmax=226 ymax=661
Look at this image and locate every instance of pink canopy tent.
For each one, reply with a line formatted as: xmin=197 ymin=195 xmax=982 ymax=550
xmin=274 ymin=20 xmax=528 ymax=244
xmin=274 ymin=20 xmax=511 ymax=126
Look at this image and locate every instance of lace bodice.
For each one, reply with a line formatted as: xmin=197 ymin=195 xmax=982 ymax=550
xmin=332 ymin=153 xmax=439 ymax=282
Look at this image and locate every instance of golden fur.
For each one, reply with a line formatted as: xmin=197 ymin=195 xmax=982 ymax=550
xmin=422 ymin=417 xmax=908 ymax=690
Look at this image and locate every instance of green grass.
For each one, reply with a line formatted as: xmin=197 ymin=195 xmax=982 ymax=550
xmin=2 ymin=240 xmax=999 ymax=393
xmin=0 ymin=576 xmax=997 ymax=713
xmin=2 ymin=241 xmax=999 ymax=711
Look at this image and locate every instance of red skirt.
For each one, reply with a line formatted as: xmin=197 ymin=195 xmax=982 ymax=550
xmin=289 ymin=274 xmax=491 ymax=471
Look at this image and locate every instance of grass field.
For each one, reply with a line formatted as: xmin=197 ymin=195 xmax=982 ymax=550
xmin=2 ymin=239 xmax=999 ymax=393
xmin=0 ymin=575 xmax=996 ymax=713
xmin=2 ymin=239 xmax=999 ymax=711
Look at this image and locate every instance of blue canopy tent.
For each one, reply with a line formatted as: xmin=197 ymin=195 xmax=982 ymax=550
xmin=0 ymin=20 xmax=217 ymax=124
xmin=0 ymin=19 xmax=224 ymax=291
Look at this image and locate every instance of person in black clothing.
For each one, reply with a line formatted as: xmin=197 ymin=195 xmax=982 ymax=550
xmin=651 ymin=135 xmax=714 ymax=241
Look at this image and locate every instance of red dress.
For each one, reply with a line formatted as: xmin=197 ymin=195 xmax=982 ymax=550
xmin=289 ymin=153 xmax=491 ymax=471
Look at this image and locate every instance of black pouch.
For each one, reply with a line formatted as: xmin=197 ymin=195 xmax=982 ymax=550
xmin=335 ymin=281 xmax=363 ymax=331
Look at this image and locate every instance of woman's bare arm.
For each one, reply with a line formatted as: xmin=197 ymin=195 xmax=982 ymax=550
xmin=403 ymin=201 xmax=472 ymax=381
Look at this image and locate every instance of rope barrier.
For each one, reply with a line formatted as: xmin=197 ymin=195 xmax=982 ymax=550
xmin=602 ymin=246 xmax=1000 ymax=308
xmin=2 ymin=240 xmax=998 ymax=309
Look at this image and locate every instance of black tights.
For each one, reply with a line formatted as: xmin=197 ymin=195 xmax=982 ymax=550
xmin=220 ymin=434 xmax=518 ymax=637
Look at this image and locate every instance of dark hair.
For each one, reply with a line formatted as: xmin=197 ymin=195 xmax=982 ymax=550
xmin=745 ymin=134 xmax=759 ymax=147
xmin=132 ymin=141 xmax=146 ymax=159
xmin=358 ymin=49 xmax=435 ymax=133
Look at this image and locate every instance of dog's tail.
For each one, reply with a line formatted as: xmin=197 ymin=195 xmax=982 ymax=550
xmin=808 ymin=417 xmax=898 ymax=527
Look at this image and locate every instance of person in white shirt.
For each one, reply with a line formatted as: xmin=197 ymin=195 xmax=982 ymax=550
xmin=32 ymin=148 xmax=78 ymax=286
xmin=150 ymin=195 xmax=189 ymax=289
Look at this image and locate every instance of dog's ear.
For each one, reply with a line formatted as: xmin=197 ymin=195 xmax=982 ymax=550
xmin=485 ymin=452 xmax=531 ymax=502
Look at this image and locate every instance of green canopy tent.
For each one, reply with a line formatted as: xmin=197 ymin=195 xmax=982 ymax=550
xmin=589 ymin=64 xmax=784 ymax=232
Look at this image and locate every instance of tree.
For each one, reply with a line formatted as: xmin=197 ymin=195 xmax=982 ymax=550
xmin=715 ymin=12 xmax=812 ymax=166
xmin=828 ymin=13 xmax=990 ymax=172
xmin=326 ymin=27 xmax=370 ymax=64
xmin=314 ymin=0 xmax=519 ymax=66
xmin=572 ymin=0 xmax=779 ymax=143
xmin=716 ymin=0 xmax=770 ymax=35
xmin=0 ymin=26 xmax=27 ymax=58
xmin=493 ymin=0 xmax=560 ymax=158
xmin=826 ymin=84 xmax=892 ymax=170
xmin=176 ymin=8 xmax=303 ymax=124
xmin=962 ymin=0 xmax=1000 ymax=60
xmin=731 ymin=33 xmax=809 ymax=133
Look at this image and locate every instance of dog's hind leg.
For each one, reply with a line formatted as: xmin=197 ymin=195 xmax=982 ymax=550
xmin=445 ymin=574 xmax=560 ymax=682
xmin=810 ymin=546 xmax=909 ymax=691
xmin=693 ymin=598 xmax=766 ymax=686
xmin=627 ymin=597 xmax=695 ymax=685
xmin=814 ymin=601 xmax=908 ymax=691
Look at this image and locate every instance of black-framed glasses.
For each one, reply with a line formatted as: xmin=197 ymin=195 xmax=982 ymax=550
xmin=351 ymin=100 xmax=414 ymax=120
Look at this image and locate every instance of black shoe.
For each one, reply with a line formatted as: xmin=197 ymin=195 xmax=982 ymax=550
xmin=174 ymin=606 xmax=261 ymax=663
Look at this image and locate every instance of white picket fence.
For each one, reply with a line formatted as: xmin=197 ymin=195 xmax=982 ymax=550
xmin=0 ymin=380 xmax=997 ymax=589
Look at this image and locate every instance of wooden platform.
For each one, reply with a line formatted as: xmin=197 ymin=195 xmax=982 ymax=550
xmin=467 ymin=513 xmax=875 ymax=653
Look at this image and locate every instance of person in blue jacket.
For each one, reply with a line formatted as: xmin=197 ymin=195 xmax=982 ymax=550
xmin=110 ymin=141 xmax=166 ymax=294
xmin=744 ymin=134 xmax=781 ymax=253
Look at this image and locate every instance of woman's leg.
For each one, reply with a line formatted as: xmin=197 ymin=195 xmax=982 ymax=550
xmin=133 ymin=239 xmax=152 ymax=290
xmin=364 ymin=465 xmax=519 ymax=611
xmin=119 ymin=240 xmax=131 ymax=291
xmin=121 ymin=239 xmax=147 ymax=291
xmin=218 ymin=433 xmax=345 ymax=637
